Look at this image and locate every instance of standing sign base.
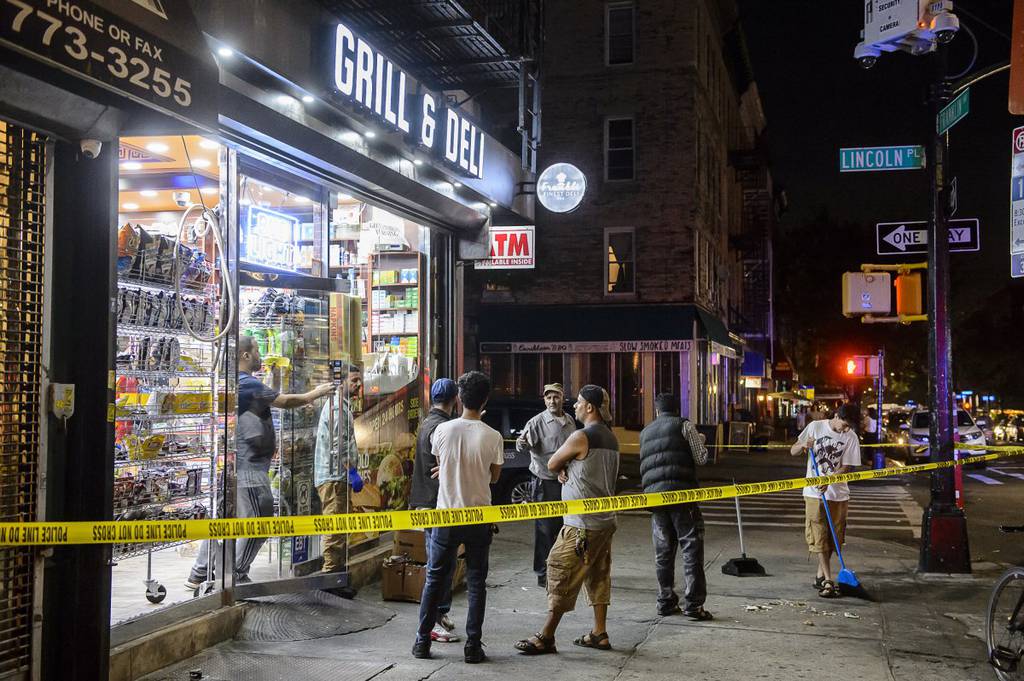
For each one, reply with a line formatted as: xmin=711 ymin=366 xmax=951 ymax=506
xmin=918 ymin=505 xmax=971 ymax=573
xmin=721 ymin=554 xmax=767 ymax=577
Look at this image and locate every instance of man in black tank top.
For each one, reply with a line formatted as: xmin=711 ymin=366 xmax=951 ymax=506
xmin=514 ymin=385 xmax=619 ymax=655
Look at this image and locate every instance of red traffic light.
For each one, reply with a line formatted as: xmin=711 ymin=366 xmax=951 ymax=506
xmin=846 ymin=359 xmax=858 ymax=375
xmin=843 ymin=355 xmax=879 ymax=378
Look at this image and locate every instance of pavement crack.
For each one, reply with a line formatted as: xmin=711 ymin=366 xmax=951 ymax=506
xmin=612 ymin=616 xmax=659 ymax=680
xmin=416 ymin=660 xmax=452 ymax=681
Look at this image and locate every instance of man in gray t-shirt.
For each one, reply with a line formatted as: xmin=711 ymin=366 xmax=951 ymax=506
xmin=515 ymin=385 xmax=619 ymax=656
xmin=516 ymin=382 xmax=576 ymax=587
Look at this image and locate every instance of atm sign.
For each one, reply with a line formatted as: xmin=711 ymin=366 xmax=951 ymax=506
xmin=475 ymin=226 xmax=535 ymax=270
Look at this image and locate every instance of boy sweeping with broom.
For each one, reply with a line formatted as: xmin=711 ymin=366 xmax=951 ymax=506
xmin=790 ymin=403 xmax=861 ymax=599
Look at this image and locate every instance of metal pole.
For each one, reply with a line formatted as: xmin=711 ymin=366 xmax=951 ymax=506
xmin=876 ymin=349 xmax=884 ymax=444
xmin=733 ymin=495 xmax=747 ymax=556
xmin=919 ymin=42 xmax=971 ymax=573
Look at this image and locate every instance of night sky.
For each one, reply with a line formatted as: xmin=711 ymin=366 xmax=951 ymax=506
xmin=737 ymin=0 xmax=1020 ymax=396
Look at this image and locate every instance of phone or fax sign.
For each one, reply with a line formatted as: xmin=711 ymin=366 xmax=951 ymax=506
xmin=874 ymin=219 xmax=980 ymax=255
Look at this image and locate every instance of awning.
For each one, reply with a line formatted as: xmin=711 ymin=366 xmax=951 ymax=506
xmin=696 ymin=308 xmax=740 ymax=357
xmin=742 ymin=351 xmax=767 ymax=377
xmin=478 ymin=304 xmax=697 ymax=353
xmin=0 ymin=0 xmax=218 ymax=129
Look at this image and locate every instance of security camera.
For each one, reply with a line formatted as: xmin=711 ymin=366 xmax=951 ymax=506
xmin=172 ymin=191 xmax=191 ymax=208
xmin=853 ymin=42 xmax=881 ymax=70
xmin=931 ymin=12 xmax=959 ymax=44
xmin=79 ymin=139 xmax=102 ymax=159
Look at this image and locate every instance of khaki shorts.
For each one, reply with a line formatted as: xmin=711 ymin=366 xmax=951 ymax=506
xmin=804 ymin=498 xmax=848 ymax=553
xmin=546 ymin=525 xmax=615 ymax=614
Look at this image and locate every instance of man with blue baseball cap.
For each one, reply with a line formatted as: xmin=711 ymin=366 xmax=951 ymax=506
xmin=410 ymin=377 xmax=460 ymax=642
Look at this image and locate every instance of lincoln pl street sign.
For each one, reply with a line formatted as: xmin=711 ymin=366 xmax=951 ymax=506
xmin=875 ymin=219 xmax=980 ymax=255
xmin=840 ymin=145 xmax=926 ymax=172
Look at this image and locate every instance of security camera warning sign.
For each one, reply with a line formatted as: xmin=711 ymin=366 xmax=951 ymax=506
xmin=475 ymin=226 xmax=535 ymax=270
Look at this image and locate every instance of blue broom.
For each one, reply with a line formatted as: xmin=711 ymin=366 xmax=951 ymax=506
xmin=809 ymin=449 xmax=872 ymax=600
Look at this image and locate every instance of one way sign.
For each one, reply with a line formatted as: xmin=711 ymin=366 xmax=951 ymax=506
xmin=875 ymin=218 xmax=980 ymax=255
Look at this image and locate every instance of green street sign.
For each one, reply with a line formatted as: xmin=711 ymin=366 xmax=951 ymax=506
xmin=937 ymin=88 xmax=970 ymax=135
xmin=839 ymin=145 xmax=926 ymax=172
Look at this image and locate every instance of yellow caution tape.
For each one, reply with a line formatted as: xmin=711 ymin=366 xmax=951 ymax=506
xmin=3 ymin=445 xmax=1021 ymax=547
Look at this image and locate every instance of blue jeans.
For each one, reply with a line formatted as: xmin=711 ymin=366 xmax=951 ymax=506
xmin=424 ymin=526 xmax=453 ymax=617
xmin=417 ymin=523 xmax=492 ymax=645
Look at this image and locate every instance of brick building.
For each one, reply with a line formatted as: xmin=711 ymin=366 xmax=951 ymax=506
xmin=464 ymin=0 xmax=778 ymax=428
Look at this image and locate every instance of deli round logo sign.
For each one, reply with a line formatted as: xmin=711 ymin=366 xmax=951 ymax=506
xmin=536 ymin=163 xmax=586 ymax=213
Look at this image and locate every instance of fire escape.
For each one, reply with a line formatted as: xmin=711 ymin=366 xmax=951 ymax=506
xmin=316 ymin=0 xmax=543 ymax=171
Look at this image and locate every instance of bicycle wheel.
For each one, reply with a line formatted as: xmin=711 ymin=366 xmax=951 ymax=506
xmin=987 ymin=567 xmax=1024 ymax=680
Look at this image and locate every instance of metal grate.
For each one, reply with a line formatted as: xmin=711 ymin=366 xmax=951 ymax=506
xmin=0 ymin=119 xmax=46 ymax=678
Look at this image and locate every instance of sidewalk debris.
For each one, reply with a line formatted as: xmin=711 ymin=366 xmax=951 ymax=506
xmin=843 ymin=612 xmax=861 ymax=619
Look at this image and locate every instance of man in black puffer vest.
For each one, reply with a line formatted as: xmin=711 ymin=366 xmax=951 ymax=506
xmin=639 ymin=393 xmax=712 ymax=620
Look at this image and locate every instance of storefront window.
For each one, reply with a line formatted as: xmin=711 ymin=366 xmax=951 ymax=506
xmin=516 ymin=353 xmax=541 ymax=398
xmin=483 ymin=354 xmax=513 ymax=396
xmin=614 ymin=353 xmax=643 ymax=429
xmin=654 ymin=352 xmax=681 ymax=404
xmin=113 ymin=134 xmax=226 ymax=622
xmin=586 ymin=353 xmax=611 ymax=394
xmin=543 ymin=353 xmax=565 ymax=390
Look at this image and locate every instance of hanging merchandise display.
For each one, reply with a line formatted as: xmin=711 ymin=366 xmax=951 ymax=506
xmin=111 ymin=135 xmax=226 ymax=617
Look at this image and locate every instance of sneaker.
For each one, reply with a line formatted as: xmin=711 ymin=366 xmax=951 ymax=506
xmin=438 ymin=613 xmax=456 ymax=632
xmin=464 ymin=640 xmax=487 ymax=664
xmin=657 ymin=604 xmax=682 ymax=617
xmin=184 ymin=578 xmax=203 ymax=591
xmin=412 ymin=640 xmax=432 ymax=659
xmin=431 ymin=624 xmax=460 ymax=642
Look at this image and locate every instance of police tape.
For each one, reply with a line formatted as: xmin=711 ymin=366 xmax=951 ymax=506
xmin=3 ymin=445 xmax=1022 ymax=548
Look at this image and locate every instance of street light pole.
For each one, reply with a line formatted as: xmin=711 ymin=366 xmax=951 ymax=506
xmin=919 ymin=41 xmax=971 ymax=574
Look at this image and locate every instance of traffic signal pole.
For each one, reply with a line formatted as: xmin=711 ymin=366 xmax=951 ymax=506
xmin=919 ymin=41 xmax=971 ymax=573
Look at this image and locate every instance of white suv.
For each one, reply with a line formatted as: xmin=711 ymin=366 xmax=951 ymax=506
xmin=907 ymin=408 xmax=986 ymax=464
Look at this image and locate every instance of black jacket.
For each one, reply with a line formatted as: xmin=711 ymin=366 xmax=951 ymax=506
xmin=639 ymin=415 xmax=699 ymax=494
xmin=409 ymin=407 xmax=453 ymax=509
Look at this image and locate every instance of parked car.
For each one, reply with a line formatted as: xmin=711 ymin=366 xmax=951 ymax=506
xmin=482 ymin=398 xmax=567 ymax=505
xmin=974 ymin=415 xmax=995 ymax=444
xmin=994 ymin=415 xmax=1021 ymax=443
xmin=906 ymin=408 xmax=987 ymax=465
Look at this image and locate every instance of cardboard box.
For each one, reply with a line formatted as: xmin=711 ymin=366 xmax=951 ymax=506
xmin=393 ymin=530 xmax=428 ymax=564
xmin=382 ymin=559 xmax=426 ymax=603
xmin=381 ymin=555 xmax=466 ymax=604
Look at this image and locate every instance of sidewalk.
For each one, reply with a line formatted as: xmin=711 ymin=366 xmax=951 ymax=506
xmin=140 ymin=509 xmax=1004 ymax=681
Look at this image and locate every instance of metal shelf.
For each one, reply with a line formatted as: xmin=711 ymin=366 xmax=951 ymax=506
xmin=114 ymin=451 xmax=210 ymax=468
xmin=117 ymin=368 xmax=213 ymax=380
xmin=118 ymin=322 xmax=215 ymax=341
xmin=118 ymin=273 xmax=217 ymax=297
xmin=113 ymin=538 xmax=197 ymax=561
xmin=115 ymin=412 xmax=215 ymax=422
xmin=113 ymin=490 xmax=211 ymax=515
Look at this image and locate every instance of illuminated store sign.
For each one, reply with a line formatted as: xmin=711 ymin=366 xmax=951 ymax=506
xmin=242 ymin=206 xmax=299 ymax=271
xmin=332 ymin=22 xmax=485 ymax=179
xmin=536 ymin=163 xmax=586 ymax=213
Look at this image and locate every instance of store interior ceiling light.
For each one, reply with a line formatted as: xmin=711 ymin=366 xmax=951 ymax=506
xmin=145 ymin=142 xmax=169 ymax=153
xmin=452 ymin=181 xmax=463 ymax=188
xmin=199 ymin=139 xmax=219 ymax=150
xmin=276 ymin=94 xmax=294 ymax=105
xmin=122 ymin=203 xmax=139 ymax=210
xmin=201 ymin=187 xmax=218 ymax=195
xmin=121 ymin=162 xmax=142 ymax=170
xmin=302 ymin=95 xmax=315 ymax=103
xmin=413 ymin=159 xmax=423 ymax=166
xmin=488 ymin=202 xmax=498 ymax=208
xmin=140 ymin=190 xmax=158 ymax=197
xmin=363 ymin=130 xmax=376 ymax=139
xmin=191 ymin=158 xmax=211 ymax=168
xmin=217 ymin=47 xmax=234 ymax=58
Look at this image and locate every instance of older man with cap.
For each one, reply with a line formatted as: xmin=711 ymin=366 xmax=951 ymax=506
xmin=410 ymin=378 xmax=460 ymax=642
xmin=516 ymin=382 xmax=577 ymax=587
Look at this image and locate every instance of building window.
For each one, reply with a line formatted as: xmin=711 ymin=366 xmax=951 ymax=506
xmin=605 ymin=117 xmax=635 ymax=181
xmin=516 ymin=353 xmax=541 ymax=398
xmin=586 ymin=353 xmax=611 ymax=392
xmin=606 ymin=2 xmax=635 ymax=65
xmin=605 ymin=227 xmax=635 ymax=295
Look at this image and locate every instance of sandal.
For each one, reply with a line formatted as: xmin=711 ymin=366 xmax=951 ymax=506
xmin=818 ymin=580 xmax=841 ymax=599
xmin=682 ymin=608 xmax=714 ymax=622
xmin=573 ymin=631 xmax=612 ymax=650
xmin=813 ymin=576 xmax=826 ymax=590
xmin=514 ymin=632 xmax=557 ymax=655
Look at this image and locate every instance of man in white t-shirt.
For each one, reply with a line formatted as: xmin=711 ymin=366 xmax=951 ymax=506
xmin=413 ymin=371 xmax=504 ymax=665
xmin=790 ymin=403 xmax=861 ymax=599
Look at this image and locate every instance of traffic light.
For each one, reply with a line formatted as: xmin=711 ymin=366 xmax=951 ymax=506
xmin=844 ymin=355 xmax=880 ymax=378
xmin=842 ymin=272 xmax=891 ymax=316
xmin=895 ymin=272 xmax=923 ymax=316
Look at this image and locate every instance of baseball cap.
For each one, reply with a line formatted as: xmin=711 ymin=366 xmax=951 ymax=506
xmin=430 ymin=378 xmax=458 ymax=403
xmin=578 ymin=384 xmax=613 ymax=423
xmin=543 ymin=383 xmax=564 ymax=396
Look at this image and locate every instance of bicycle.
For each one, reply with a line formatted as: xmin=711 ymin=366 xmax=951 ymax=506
xmin=987 ymin=525 xmax=1024 ymax=679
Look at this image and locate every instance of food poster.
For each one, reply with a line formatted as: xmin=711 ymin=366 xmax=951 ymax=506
xmin=349 ymin=379 xmax=421 ymax=546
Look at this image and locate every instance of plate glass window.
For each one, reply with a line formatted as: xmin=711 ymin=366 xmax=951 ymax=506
xmin=606 ymin=2 xmax=635 ymax=65
xmin=605 ymin=117 xmax=635 ymax=181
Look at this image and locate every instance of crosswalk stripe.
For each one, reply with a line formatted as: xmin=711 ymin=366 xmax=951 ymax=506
xmin=965 ymin=472 xmax=1004 ymax=485
xmin=702 ymin=520 xmax=914 ymax=531
xmin=702 ymin=512 xmax=910 ymax=522
xmin=990 ymin=468 xmax=1024 ymax=481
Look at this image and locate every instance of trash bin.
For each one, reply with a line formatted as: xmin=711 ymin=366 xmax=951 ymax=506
xmin=873 ymin=450 xmax=885 ymax=470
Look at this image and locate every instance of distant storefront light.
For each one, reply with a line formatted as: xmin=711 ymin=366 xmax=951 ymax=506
xmin=536 ymin=163 xmax=586 ymax=213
